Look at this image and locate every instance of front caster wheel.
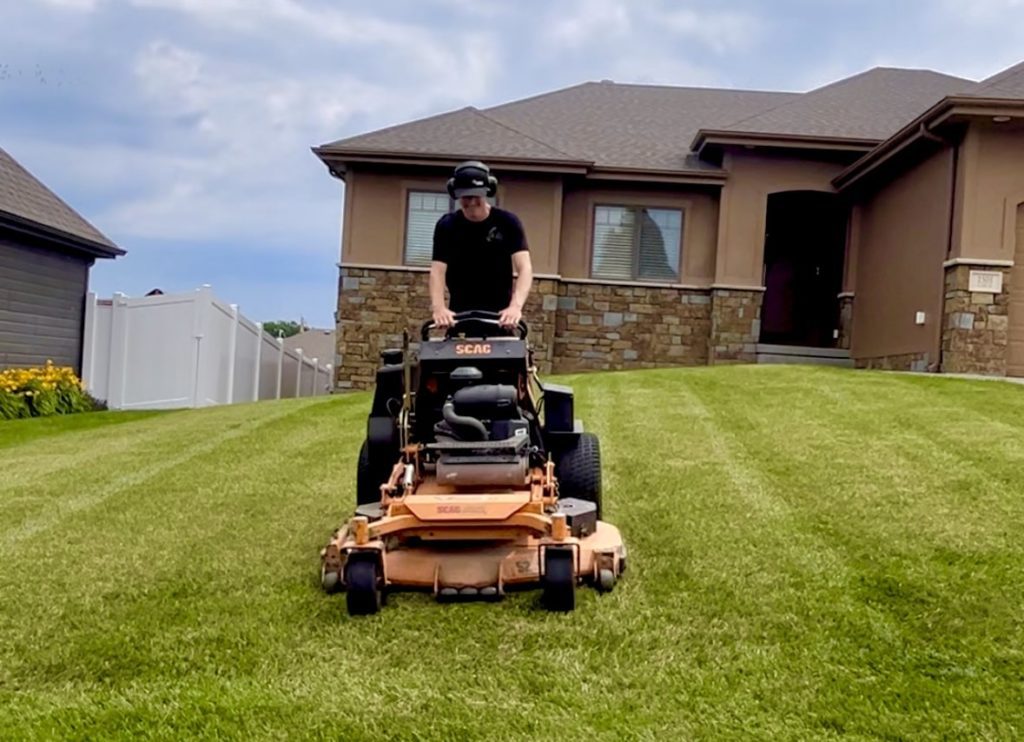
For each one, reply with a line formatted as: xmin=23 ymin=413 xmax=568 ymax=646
xmin=541 ymin=547 xmax=576 ymax=612
xmin=345 ymin=556 xmax=382 ymax=616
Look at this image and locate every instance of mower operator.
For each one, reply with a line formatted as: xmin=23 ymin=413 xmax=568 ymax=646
xmin=429 ymin=160 xmax=533 ymax=330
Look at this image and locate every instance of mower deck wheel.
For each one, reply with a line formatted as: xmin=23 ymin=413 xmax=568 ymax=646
xmin=321 ymin=564 xmax=341 ymax=593
xmin=345 ymin=557 xmax=382 ymax=616
xmin=541 ymin=547 xmax=576 ymax=612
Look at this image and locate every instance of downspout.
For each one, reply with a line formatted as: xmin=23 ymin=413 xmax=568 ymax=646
xmin=920 ymin=122 xmax=959 ymax=372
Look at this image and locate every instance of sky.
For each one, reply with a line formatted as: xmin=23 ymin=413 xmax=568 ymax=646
xmin=2 ymin=0 xmax=1023 ymax=328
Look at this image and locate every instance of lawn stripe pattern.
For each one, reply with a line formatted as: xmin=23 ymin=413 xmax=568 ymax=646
xmin=1 ymin=366 xmax=1022 ymax=740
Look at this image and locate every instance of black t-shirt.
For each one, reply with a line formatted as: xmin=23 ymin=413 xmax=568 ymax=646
xmin=431 ymin=207 xmax=528 ymax=313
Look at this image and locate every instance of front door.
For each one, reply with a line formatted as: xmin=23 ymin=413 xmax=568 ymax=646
xmin=759 ymin=192 xmax=847 ymax=347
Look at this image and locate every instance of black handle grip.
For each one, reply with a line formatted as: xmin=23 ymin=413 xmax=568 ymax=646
xmin=421 ymin=310 xmax=528 ymax=341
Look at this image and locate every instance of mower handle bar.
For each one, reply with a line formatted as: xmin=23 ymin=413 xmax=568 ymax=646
xmin=420 ymin=310 xmax=528 ymax=341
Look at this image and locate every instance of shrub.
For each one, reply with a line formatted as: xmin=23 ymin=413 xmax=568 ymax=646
xmin=0 ymin=361 xmax=103 ymax=420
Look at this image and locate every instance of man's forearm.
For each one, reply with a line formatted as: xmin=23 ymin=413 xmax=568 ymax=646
xmin=510 ymin=264 xmax=533 ymax=309
xmin=429 ymin=265 xmax=447 ymax=310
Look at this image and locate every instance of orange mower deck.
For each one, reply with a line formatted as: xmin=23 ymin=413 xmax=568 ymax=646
xmin=321 ymin=458 xmax=626 ymax=613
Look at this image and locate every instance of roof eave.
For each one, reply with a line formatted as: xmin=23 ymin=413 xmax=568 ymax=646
xmin=691 ymin=129 xmax=881 ymax=157
xmin=833 ymin=97 xmax=1024 ymax=191
xmin=586 ymin=166 xmax=727 ymax=185
xmin=0 ymin=211 xmax=124 ymax=258
xmin=311 ymin=146 xmax=592 ymax=179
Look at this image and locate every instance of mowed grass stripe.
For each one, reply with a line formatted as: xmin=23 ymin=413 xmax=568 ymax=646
xmin=0 ymin=397 xmax=340 ymax=548
xmin=0 ymin=366 xmax=1022 ymax=740
xmin=682 ymin=366 xmax=1024 ymax=736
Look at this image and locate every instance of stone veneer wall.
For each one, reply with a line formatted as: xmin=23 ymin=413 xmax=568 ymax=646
xmin=709 ymin=289 xmax=763 ymax=364
xmin=941 ymin=264 xmax=1011 ymax=376
xmin=552 ymin=282 xmax=711 ymax=372
xmin=837 ymin=295 xmax=854 ymax=350
xmin=335 ymin=267 xmax=432 ymax=388
xmin=335 ymin=266 xmax=723 ymax=388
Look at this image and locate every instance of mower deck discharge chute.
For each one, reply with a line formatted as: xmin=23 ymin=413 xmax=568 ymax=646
xmin=321 ymin=311 xmax=626 ymax=615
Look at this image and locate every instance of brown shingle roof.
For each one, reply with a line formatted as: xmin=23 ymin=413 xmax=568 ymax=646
xmin=319 ymin=62 xmax=1024 ymax=177
xmin=0 ymin=146 xmax=122 ymax=256
xmin=482 ymin=82 xmax=798 ymax=171
xmin=964 ymin=59 xmax=1024 ymax=100
xmin=711 ymin=68 xmax=974 ymax=141
xmin=320 ymin=82 xmax=797 ymax=173
xmin=320 ymin=106 xmax=585 ymax=164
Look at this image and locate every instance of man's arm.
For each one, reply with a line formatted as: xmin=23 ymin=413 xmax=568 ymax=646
xmin=429 ymin=261 xmax=455 ymax=327
xmin=499 ymin=250 xmax=533 ymax=327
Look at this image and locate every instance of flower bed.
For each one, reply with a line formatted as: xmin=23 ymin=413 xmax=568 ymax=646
xmin=0 ymin=361 xmax=104 ymax=420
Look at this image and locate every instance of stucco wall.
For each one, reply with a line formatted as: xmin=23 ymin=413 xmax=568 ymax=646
xmin=850 ymin=147 xmax=953 ymax=365
xmin=952 ymin=124 xmax=1024 ymax=262
xmin=558 ymin=183 xmax=719 ymax=284
xmin=714 ymin=149 xmax=853 ymax=287
xmin=342 ymin=166 xmax=563 ymax=275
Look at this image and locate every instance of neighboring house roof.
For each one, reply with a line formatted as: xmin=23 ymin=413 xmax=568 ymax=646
xmin=0 ymin=146 xmax=124 ymax=258
xmin=282 ymin=328 xmax=336 ymax=366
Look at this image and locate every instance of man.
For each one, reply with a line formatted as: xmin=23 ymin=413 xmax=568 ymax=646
xmin=429 ymin=161 xmax=533 ymax=329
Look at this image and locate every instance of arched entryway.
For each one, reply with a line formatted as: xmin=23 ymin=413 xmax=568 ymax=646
xmin=1008 ymin=202 xmax=1024 ymax=377
xmin=759 ymin=191 xmax=848 ymax=347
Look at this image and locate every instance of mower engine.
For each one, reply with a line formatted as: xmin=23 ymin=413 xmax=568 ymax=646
xmin=431 ymin=367 xmax=532 ymax=488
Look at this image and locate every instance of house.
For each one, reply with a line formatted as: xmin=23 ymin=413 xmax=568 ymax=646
xmin=1 ymin=146 xmax=125 ymax=373
xmin=283 ymin=327 xmax=337 ymax=370
xmin=313 ymin=61 xmax=1024 ymax=388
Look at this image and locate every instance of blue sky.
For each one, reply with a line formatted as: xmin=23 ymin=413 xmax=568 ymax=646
xmin=2 ymin=0 xmax=1023 ymax=328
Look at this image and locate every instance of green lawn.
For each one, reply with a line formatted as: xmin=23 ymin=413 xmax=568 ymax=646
xmin=1 ymin=366 xmax=1023 ymax=740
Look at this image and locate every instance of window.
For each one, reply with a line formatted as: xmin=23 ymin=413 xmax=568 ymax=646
xmin=591 ymin=205 xmax=683 ymax=281
xmin=404 ymin=192 xmax=451 ymax=266
xmin=404 ymin=190 xmax=500 ymax=267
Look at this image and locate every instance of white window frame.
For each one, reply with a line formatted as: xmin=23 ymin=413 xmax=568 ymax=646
xmin=590 ymin=204 xmax=684 ymax=282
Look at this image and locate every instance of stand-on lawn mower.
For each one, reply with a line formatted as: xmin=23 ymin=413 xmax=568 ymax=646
xmin=320 ymin=311 xmax=626 ymax=615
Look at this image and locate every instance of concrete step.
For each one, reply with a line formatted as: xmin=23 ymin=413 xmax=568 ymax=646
xmin=756 ymin=353 xmax=854 ymax=368
xmin=755 ymin=343 xmax=851 ymax=359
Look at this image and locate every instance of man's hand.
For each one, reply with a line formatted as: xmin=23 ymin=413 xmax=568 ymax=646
xmin=498 ymin=304 xmax=523 ymax=328
xmin=433 ymin=306 xmax=456 ymax=328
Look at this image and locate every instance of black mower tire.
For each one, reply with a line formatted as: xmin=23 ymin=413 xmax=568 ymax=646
xmin=541 ymin=547 xmax=576 ymax=612
xmin=345 ymin=557 xmax=382 ymax=616
xmin=356 ymin=440 xmax=385 ymax=506
xmin=555 ymin=432 xmax=603 ymax=519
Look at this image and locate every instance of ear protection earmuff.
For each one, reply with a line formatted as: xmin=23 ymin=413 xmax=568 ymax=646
xmin=446 ymin=160 xmax=498 ymax=199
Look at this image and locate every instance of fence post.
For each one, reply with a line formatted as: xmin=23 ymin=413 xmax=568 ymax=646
xmin=253 ymin=322 xmax=263 ymax=402
xmin=295 ymin=349 xmax=303 ymax=397
xmin=226 ymin=303 xmax=239 ymax=404
xmin=108 ymin=292 xmax=129 ymax=410
xmin=326 ymin=364 xmax=333 ymax=395
xmin=190 ymin=285 xmax=213 ymax=408
xmin=275 ymin=337 xmax=284 ymax=400
xmin=82 ymin=291 xmax=98 ymax=390
xmin=311 ymin=358 xmax=319 ymax=397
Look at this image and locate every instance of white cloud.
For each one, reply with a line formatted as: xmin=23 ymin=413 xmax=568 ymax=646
xmin=128 ymin=0 xmax=499 ymax=99
xmin=659 ymin=8 xmax=763 ymax=54
xmin=939 ymin=0 xmax=1024 ymax=20
xmin=545 ymin=0 xmax=633 ymax=48
xmin=36 ymin=0 xmax=100 ymax=9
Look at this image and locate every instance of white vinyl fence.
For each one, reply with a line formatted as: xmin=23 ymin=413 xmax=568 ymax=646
xmin=82 ymin=286 xmax=333 ymax=410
